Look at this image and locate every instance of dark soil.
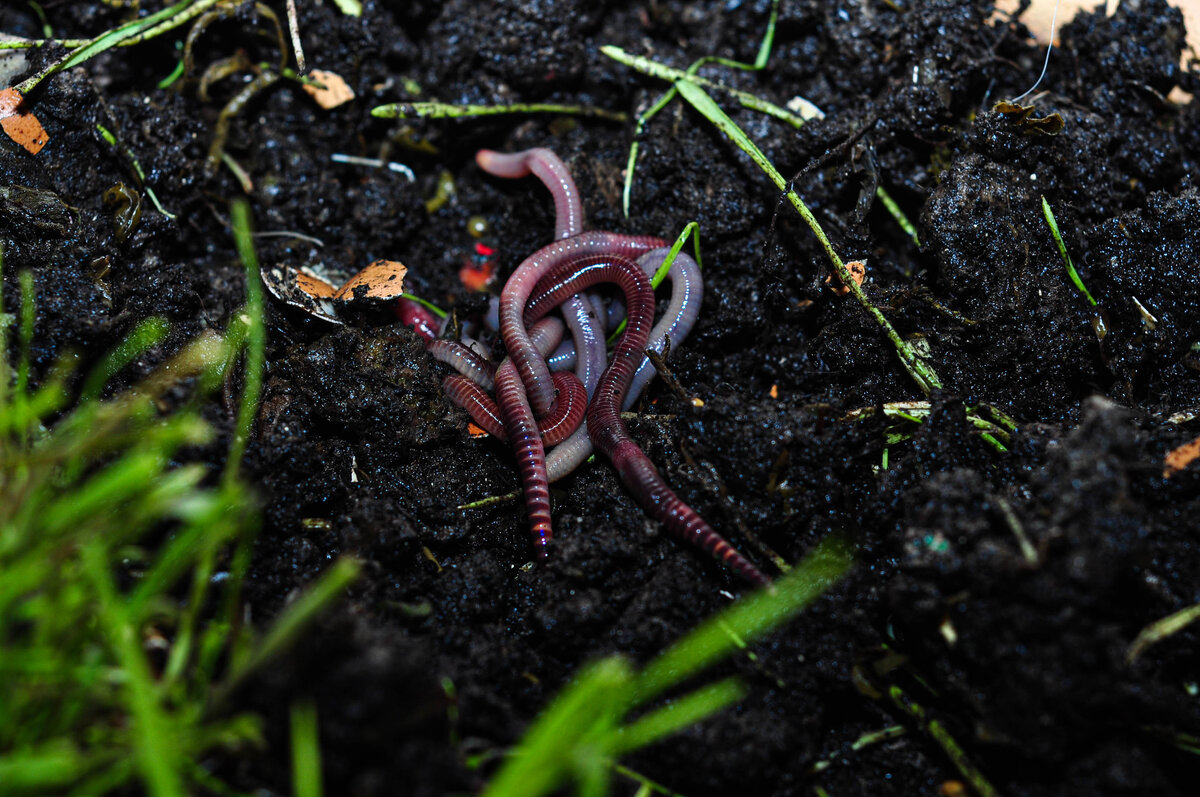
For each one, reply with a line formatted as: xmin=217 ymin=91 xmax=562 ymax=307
xmin=4 ymin=0 xmax=1200 ymax=794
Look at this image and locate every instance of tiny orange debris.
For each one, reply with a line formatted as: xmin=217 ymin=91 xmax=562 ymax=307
xmin=467 ymin=422 xmax=490 ymax=438
xmin=301 ymin=69 xmax=355 ymax=109
xmin=826 ymin=259 xmax=866 ymax=296
xmin=0 ymin=87 xmax=49 ymax=155
xmin=1163 ymin=435 xmax=1200 ymax=478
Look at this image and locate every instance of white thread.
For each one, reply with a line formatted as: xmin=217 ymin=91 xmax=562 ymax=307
xmin=1009 ymin=0 xmax=1063 ymax=103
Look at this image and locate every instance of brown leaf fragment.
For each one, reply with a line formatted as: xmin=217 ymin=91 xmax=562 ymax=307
xmin=0 ymin=87 xmax=49 ymax=154
xmin=260 ymin=264 xmax=343 ymax=324
xmin=334 ymin=259 xmax=407 ymax=301
xmin=993 ymin=100 xmax=1065 ymax=136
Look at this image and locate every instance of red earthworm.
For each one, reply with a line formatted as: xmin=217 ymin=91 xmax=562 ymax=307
xmin=396 ymin=297 xmax=443 ymax=340
xmin=443 ymin=371 xmax=586 ymax=446
xmin=527 ymin=254 xmax=767 ymax=586
xmin=477 ymin=148 xmax=584 ymax=239
xmin=427 ymin=338 xmax=496 ymax=390
xmin=499 ymin=231 xmax=663 ymax=417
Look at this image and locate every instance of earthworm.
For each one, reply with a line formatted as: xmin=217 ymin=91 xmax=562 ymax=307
xmin=443 ymin=371 xmax=586 ymax=446
xmin=498 ymin=231 xmax=664 ymax=417
xmin=396 ymin=297 xmax=443 ymax=341
xmin=428 ymin=338 xmax=495 ymax=390
xmin=477 ymin=148 xmax=583 ymax=239
xmin=624 ymin=247 xmax=702 ymax=410
xmin=442 ymin=317 xmax=586 ymax=446
xmin=539 ymin=247 xmax=703 ymax=410
xmin=526 ymin=252 xmax=766 ymax=584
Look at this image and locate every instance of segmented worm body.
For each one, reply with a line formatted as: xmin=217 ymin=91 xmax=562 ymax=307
xmin=416 ymin=148 xmax=765 ymax=584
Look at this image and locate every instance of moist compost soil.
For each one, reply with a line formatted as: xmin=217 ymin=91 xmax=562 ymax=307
xmin=3 ymin=0 xmax=1200 ymax=794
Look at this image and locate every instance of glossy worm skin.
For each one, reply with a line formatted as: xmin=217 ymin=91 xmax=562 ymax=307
xmin=427 ymin=339 xmax=495 ymax=390
xmin=528 ymin=255 xmax=770 ymax=587
xmin=498 ymin=231 xmax=664 ymax=417
xmin=477 ymin=148 xmax=583 ymax=239
xmin=421 ymin=147 xmax=764 ymax=584
xmin=443 ymin=371 xmax=586 ymax=446
xmin=625 ymin=247 xmax=703 ymax=410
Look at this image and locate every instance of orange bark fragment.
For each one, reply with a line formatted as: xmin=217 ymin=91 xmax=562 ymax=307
xmin=0 ymin=87 xmax=49 ymax=155
xmin=1163 ymin=435 xmax=1200 ymax=478
xmin=467 ymin=422 xmax=489 ymax=438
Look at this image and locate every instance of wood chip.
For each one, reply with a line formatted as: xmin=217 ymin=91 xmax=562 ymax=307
xmin=0 ymin=87 xmax=49 ymax=155
xmin=1163 ymin=435 xmax=1200 ymax=478
xmin=302 ymin=69 xmax=354 ymax=109
xmin=334 ymin=259 xmax=407 ymax=301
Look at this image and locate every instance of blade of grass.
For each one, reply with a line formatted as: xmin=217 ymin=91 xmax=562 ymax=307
xmin=886 ymin=684 xmax=998 ymax=797
xmin=80 ymin=540 xmax=185 ymax=797
xmin=16 ymin=0 xmax=196 ymax=95
xmin=1126 ymin=603 xmax=1200 ymax=664
xmin=602 ymin=46 xmax=810 ymax=132
xmin=371 ymin=101 xmax=625 ymax=122
xmin=330 ymin=0 xmax=363 ymax=16
xmin=81 ymin=317 xmax=169 ymax=403
xmin=632 ymin=535 xmax=852 ymax=704
xmin=214 ymin=558 xmax=362 ymax=706
xmin=614 ymin=677 xmax=746 ymax=754
xmin=226 ymin=200 xmax=266 ymax=489
xmin=290 ymin=699 xmax=323 ymax=797
xmin=482 ymin=658 xmax=634 ymax=797
xmin=609 ymin=0 xmax=785 ymax=217
xmin=669 ymin=79 xmax=942 ymax=395
xmin=1041 ymin=196 xmax=1096 ymax=306
xmin=875 ymin=186 xmax=920 ymax=247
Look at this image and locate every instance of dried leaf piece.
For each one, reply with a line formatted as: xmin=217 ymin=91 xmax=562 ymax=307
xmin=993 ymin=100 xmax=1065 ymax=136
xmin=302 ymin=69 xmax=354 ymax=109
xmin=826 ymin=260 xmax=866 ymax=296
xmin=261 ymin=264 xmax=343 ymax=324
xmin=1163 ymin=435 xmax=1200 ymax=478
xmin=0 ymin=87 xmax=49 ymax=154
xmin=334 ymin=259 xmax=407 ymax=301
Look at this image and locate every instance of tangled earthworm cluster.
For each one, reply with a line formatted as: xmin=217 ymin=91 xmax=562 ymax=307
xmin=416 ymin=148 xmax=766 ymax=586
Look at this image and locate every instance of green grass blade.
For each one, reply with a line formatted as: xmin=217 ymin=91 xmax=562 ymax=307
xmin=482 ymin=658 xmax=634 ymax=797
xmin=753 ymin=0 xmax=780 ymax=68
xmin=81 ymin=317 xmax=169 ymax=403
xmin=15 ymin=0 xmax=194 ymax=94
xmin=331 ymin=0 xmax=363 ymax=16
xmin=398 ymin=293 xmax=449 ymax=319
xmin=607 ymin=221 xmax=702 ymax=344
xmin=80 ymin=540 xmax=185 ymax=797
xmin=290 ymin=700 xmax=324 ymax=797
xmin=1127 ymin=603 xmax=1200 ymax=664
xmin=632 ymin=535 xmax=852 ymax=705
xmin=227 ymin=200 xmax=266 ymax=488
xmin=371 ymin=101 xmax=625 ymax=122
xmin=216 ymin=558 xmax=361 ymax=704
xmin=875 ymin=186 xmax=920 ymax=247
xmin=614 ymin=677 xmax=746 ymax=754
xmin=1041 ymin=196 xmax=1097 ymax=306
xmin=671 ymin=79 xmax=942 ymax=395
